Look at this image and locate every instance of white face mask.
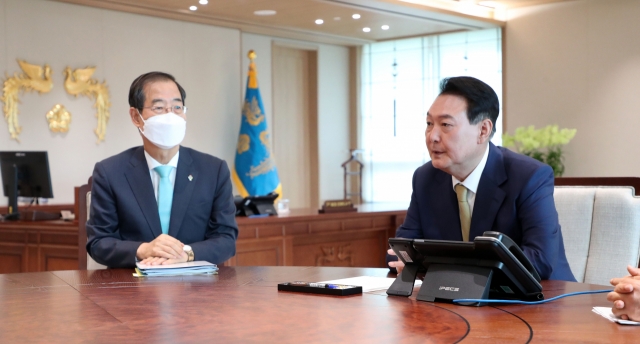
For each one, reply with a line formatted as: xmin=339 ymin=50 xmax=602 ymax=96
xmin=138 ymin=111 xmax=186 ymax=150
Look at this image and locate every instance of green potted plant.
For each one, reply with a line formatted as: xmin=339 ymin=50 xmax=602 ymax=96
xmin=502 ymin=125 xmax=577 ymax=177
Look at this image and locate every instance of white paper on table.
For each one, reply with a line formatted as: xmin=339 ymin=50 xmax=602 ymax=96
xmin=136 ymin=261 xmax=215 ymax=270
xmin=134 ymin=261 xmax=218 ymax=277
xmin=318 ymin=276 xmax=422 ymax=292
xmin=592 ymin=307 xmax=640 ymax=325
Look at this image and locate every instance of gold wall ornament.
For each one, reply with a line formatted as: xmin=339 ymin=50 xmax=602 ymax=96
xmin=46 ymin=104 xmax=71 ymax=132
xmin=63 ymin=66 xmax=110 ymax=143
xmin=1 ymin=60 xmax=54 ymax=141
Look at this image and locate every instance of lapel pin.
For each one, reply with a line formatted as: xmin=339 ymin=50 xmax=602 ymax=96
xmin=188 ymin=175 xmax=193 ymax=181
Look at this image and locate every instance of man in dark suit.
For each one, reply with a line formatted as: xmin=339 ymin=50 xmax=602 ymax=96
xmin=86 ymin=72 xmax=238 ymax=268
xmin=388 ymin=76 xmax=575 ymax=281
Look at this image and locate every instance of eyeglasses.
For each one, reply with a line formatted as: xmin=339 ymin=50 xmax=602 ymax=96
xmin=142 ymin=104 xmax=187 ymax=115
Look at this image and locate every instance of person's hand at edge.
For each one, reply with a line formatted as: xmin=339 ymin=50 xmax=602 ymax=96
xmin=611 ymin=265 xmax=640 ymax=287
xmin=388 ymin=248 xmax=405 ymax=275
xmin=608 ymin=266 xmax=640 ymax=321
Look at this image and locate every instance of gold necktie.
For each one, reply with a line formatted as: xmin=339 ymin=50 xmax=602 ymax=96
xmin=455 ymin=184 xmax=471 ymax=242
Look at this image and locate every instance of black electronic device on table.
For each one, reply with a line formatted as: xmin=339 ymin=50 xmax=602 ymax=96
xmin=278 ymin=282 xmax=362 ymax=296
xmin=386 ymin=231 xmax=543 ymax=306
xmin=0 ymin=151 xmax=58 ymax=221
xmin=234 ymin=192 xmax=279 ymax=217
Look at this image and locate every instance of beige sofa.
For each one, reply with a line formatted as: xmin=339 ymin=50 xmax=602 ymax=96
xmin=555 ymin=186 xmax=640 ymax=286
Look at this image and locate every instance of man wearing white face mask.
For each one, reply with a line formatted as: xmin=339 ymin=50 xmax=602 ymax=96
xmin=86 ymin=71 xmax=238 ymax=268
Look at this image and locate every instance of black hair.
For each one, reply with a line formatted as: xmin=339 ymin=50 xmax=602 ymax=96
xmin=128 ymin=71 xmax=186 ymax=111
xmin=439 ymin=76 xmax=499 ymax=137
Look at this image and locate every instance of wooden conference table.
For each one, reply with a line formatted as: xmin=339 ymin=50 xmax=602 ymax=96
xmin=0 ymin=266 xmax=635 ymax=343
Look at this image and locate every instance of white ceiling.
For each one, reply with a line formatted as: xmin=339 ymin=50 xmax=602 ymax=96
xmin=50 ymin=0 xmax=572 ymax=45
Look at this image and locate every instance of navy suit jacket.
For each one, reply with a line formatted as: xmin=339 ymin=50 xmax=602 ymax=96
xmin=86 ymin=146 xmax=238 ymax=268
xmin=395 ymin=143 xmax=575 ymax=281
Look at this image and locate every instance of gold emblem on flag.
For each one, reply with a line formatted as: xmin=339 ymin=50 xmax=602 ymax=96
xmin=237 ymin=134 xmax=250 ymax=154
xmin=259 ymin=130 xmax=272 ymax=153
xmin=243 ymin=96 xmax=264 ymax=126
xmin=248 ymin=156 xmax=276 ymax=179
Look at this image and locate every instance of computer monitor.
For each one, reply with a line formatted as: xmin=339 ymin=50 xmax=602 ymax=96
xmin=0 ymin=151 xmax=55 ymax=221
xmin=387 ymin=231 xmax=544 ymax=306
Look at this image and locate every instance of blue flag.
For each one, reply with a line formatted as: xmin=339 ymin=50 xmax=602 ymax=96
xmin=232 ymin=52 xmax=281 ymax=198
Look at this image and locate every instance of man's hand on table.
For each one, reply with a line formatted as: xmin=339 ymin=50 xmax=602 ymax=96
xmin=607 ymin=265 xmax=640 ymax=321
xmin=136 ymin=234 xmax=185 ymax=264
xmin=387 ymin=248 xmax=405 ymax=275
xmin=139 ymin=253 xmax=188 ymax=266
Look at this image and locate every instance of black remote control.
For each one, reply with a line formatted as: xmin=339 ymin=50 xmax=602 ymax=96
xmin=278 ymin=281 xmax=363 ymax=296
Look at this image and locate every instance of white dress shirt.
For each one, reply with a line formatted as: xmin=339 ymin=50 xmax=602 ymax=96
xmin=451 ymin=144 xmax=490 ymax=215
xmin=144 ymin=150 xmax=179 ymax=202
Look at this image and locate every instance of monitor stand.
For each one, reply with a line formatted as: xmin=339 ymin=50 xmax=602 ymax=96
xmin=19 ymin=210 xmax=61 ymax=221
xmin=2 ymin=210 xmax=60 ymax=221
xmin=3 ymin=164 xmax=20 ymax=221
xmin=2 ymin=212 xmax=20 ymax=221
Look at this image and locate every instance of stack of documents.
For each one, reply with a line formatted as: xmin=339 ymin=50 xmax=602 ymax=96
xmin=134 ymin=261 xmax=218 ymax=277
xmin=592 ymin=307 xmax=640 ymax=325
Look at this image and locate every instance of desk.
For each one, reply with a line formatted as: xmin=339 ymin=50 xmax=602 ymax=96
xmin=0 ymin=204 xmax=407 ymax=272
xmin=0 ymin=204 xmax=77 ymax=273
xmin=0 ymin=266 xmax=632 ymax=342
xmin=0 ymin=219 xmax=78 ymax=273
xmin=232 ymin=203 xmax=406 ymax=268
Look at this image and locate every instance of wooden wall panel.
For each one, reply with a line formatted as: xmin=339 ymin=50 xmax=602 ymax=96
xmin=229 ymin=238 xmax=286 ymax=266
xmin=256 ymin=225 xmax=285 ymax=238
xmin=238 ymin=227 xmax=257 ymax=240
xmin=45 ymin=257 xmax=78 ymax=271
xmin=0 ymin=245 xmax=24 ymax=274
xmin=343 ymin=218 xmax=373 ymax=230
xmin=283 ymin=223 xmax=308 ymax=235
xmin=41 ymin=246 xmax=79 ymax=271
xmin=0 ymin=219 xmax=78 ymax=273
xmin=293 ymin=230 xmax=388 ymax=267
xmin=309 ymin=220 xmax=342 ymax=233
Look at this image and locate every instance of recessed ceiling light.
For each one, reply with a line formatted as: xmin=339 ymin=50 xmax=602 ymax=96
xmin=254 ymin=10 xmax=277 ymax=16
xmin=334 ymin=17 xmax=341 ymax=21
xmin=478 ymin=1 xmax=499 ymax=8
xmin=199 ymin=0 xmax=208 ymax=4
xmin=352 ymin=14 xmax=361 ymax=19
xmin=189 ymin=5 xmax=197 ymax=11
xmin=362 ymin=27 xmax=371 ymax=32
xmin=381 ymin=25 xmax=390 ymax=30
xmin=315 ymin=19 xmax=324 ymax=25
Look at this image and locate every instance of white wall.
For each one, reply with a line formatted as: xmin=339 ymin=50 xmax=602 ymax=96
xmin=241 ymin=33 xmax=350 ymax=203
xmin=504 ymin=0 xmax=640 ymax=177
xmin=317 ymin=44 xmax=350 ymax=201
xmin=0 ymin=0 xmax=349 ymax=206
